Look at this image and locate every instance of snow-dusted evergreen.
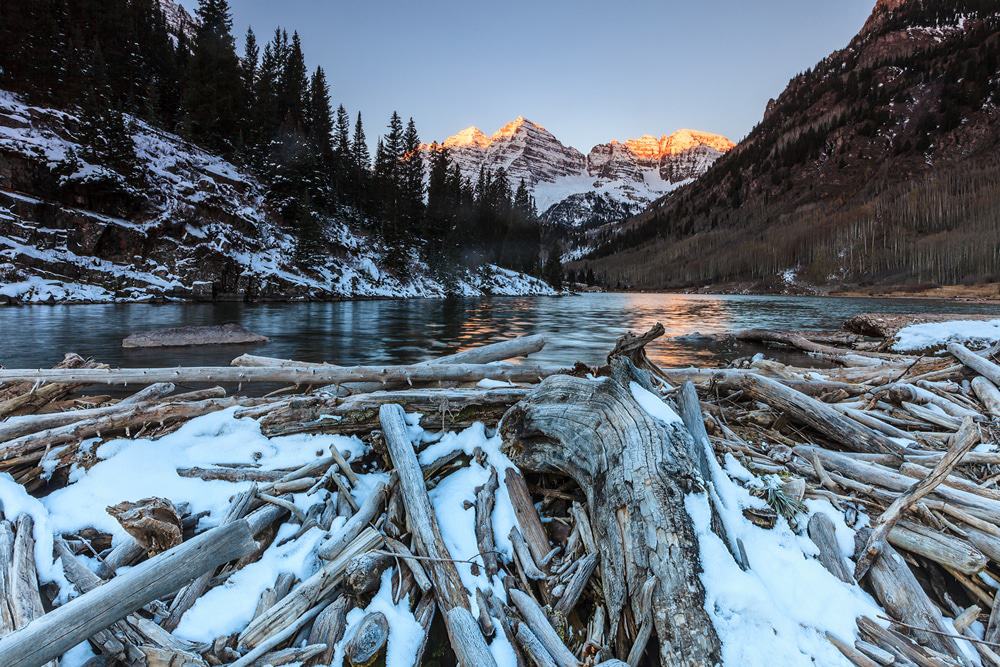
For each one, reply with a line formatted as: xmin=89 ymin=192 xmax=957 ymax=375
xmin=0 ymin=91 xmax=553 ymax=303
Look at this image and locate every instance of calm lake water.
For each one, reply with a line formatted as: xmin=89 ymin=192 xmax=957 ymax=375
xmin=1 ymin=293 xmax=997 ymax=371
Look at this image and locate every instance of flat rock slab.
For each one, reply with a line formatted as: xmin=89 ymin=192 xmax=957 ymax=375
xmin=844 ymin=313 xmax=998 ymax=339
xmin=122 ymin=323 xmax=268 ymax=348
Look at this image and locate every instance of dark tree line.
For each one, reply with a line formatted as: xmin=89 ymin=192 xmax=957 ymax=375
xmin=0 ymin=0 xmax=549 ymax=280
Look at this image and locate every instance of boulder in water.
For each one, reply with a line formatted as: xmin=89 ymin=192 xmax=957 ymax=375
xmin=122 ymin=323 xmax=268 ymax=348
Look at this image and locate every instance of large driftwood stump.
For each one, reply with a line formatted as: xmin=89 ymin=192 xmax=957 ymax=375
xmin=500 ymin=358 xmax=721 ymax=666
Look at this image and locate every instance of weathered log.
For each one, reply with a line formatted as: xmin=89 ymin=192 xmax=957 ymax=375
xmin=510 ymin=527 xmax=546 ymax=580
xmin=949 ymin=342 xmax=1000 ymax=385
xmin=806 ymin=513 xmax=853 ymax=583
xmin=316 ymin=479 xmax=391 ymax=560
xmin=383 ymin=536 xmax=432 ymax=594
xmin=306 ymin=597 xmax=348 ymax=667
xmin=501 ymin=359 xmax=721 ymax=665
xmin=475 ymin=468 xmax=500 ymax=578
xmin=162 ymin=486 xmax=256 ymax=631
xmin=0 ymin=354 xmax=106 ymax=418
xmin=0 ymin=519 xmax=257 ymax=667
xmin=553 ymin=553 xmax=597 ymax=617
xmin=728 ymin=373 xmax=904 ymax=455
xmin=344 ymin=611 xmax=388 ymax=667
xmin=514 ymin=621 xmax=559 ymax=667
xmin=855 ymin=416 xmax=980 ymax=580
xmin=859 ymin=531 xmax=974 ymax=665
xmin=446 ymin=607 xmax=500 ymax=667
xmin=0 ymin=382 xmax=176 ymax=442
xmin=378 ymin=403 xmax=496 ymax=666
xmin=229 ymin=601 xmax=330 ymax=667
xmin=239 ymin=528 xmax=381 ymax=648
xmin=827 ymin=632 xmax=881 ymax=667
xmin=794 ymin=446 xmax=1000 ymax=520
xmin=888 ymin=521 xmax=987 ymax=575
xmin=0 ymin=397 xmax=248 ymax=464
xmin=0 ymin=362 xmax=564 ymax=387
xmin=509 ymin=589 xmax=578 ymax=667
xmin=345 ymin=552 xmax=393 ymax=600
xmin=972 ymin=377 xmax=1000 ymax=419
xmin=260 ymin=388 xmax=531 ymax=437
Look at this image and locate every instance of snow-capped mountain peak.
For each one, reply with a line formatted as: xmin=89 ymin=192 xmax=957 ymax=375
xmin=422 ymin=119 xmax=733 ymax=229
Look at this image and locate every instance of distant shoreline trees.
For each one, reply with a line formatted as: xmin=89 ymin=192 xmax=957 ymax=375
xmin=0 ymin=0 xmax=549 ymax=285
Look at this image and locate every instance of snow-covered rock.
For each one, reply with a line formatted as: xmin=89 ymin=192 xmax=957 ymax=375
xmin=0 ymin=90 xmax=554 ymax=303
xmin=422 ymin=120 xmax=733 ymax=230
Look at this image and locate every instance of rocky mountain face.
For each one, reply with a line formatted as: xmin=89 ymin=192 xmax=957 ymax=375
xmin=421 ymin=121 xmax=732 ymax=230
xmin=159 ymin=0 xmax=197 ymax=40
xmin=0 ymin=91 xmax=552 ymax=303
xmin=582 ymin=0 xmax=1000 ymax=292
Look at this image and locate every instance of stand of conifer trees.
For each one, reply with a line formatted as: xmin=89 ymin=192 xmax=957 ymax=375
xmin=0 ymin=0 xmax=550 ymax=282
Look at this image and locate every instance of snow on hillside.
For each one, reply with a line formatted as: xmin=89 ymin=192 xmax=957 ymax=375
xmin=0 ymin=91 xmax=554 ymax=303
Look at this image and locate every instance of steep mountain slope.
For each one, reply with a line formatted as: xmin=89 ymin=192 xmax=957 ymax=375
xmin=0 ymin=91 xmax=552 ymax=303
xmin=583 ymin=0 xmax=1000 ymax=291
xmin=421 ymin=121 xmax=733 ymax=230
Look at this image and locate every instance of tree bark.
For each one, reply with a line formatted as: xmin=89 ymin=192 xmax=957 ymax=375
xmin=501 ymin=358 xmax=721 ymax=666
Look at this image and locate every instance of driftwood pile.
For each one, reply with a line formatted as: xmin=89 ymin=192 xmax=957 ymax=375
xmin=0 ymin=323 xmax=998 ymax=666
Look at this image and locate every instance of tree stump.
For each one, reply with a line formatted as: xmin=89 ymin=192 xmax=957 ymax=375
xmin=500 ymin=358 xmax=721 ymax=666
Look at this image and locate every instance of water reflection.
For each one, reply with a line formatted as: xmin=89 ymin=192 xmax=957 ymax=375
xmin=0 ymin=293 xmax=996 ymax=370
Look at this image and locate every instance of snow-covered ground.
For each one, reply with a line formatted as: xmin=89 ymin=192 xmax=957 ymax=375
xmin=0 ymin=90 xmax=555 ymax=303
xmin=893 ymin=319 xmax=1000 ymax=351
xmin=0 ymin=381 xmax=902 ymax=666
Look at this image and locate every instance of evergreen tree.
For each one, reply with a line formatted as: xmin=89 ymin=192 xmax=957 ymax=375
xmin=424 ymin=144 xmax=454 ymax=268
xmin=279 ymin=32 xmax=309 ymax=130
xmin=542 ymin=243 xmax=564 ymax=290
xmin=332 ymin=104 xmax=351 ymax=194
xmin=400 ymin=117 xmax=425 ymax=230
xmin=183 ymin=0 xmax=243 ymax=154
xmin=75 ymin=42 xmax=141 ymax=187
xmin=307 ymin=66 xmax=335 ymax=207
xmin=350 ymin=112 xmax=371 ymax=211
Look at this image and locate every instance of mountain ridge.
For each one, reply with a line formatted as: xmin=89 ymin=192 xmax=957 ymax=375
xmin=420 ymin=120 xmax=733 ymax=229
xmin=580 ymin=0 xmax=1000 ymax=291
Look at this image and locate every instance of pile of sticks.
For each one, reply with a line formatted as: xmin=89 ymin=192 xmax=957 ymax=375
xmin=0 ymin=323 xmax=998 ymax=666
xmin=711 ymin=328 xmax=1000 ymax=666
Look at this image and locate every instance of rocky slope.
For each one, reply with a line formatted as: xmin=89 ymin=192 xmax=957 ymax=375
xmin=582 ymin=0 xmax=1000 ymax=291
xmin=0 ymin=90 xmax=553 ymax=303
xmin=421 ymin=120 xmax=732 ymax=230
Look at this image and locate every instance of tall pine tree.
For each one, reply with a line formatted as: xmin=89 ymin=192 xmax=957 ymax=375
xmin=183 ymin=0 xmax=243 ymax=154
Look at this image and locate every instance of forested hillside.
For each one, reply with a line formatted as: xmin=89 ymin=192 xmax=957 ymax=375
xmin=582 ymin=0 xmax=1000 ymax=292
xmin=0 ymin=0 xmax=554 ymax=300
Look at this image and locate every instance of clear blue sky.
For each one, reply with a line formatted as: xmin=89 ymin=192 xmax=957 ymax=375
xmin=180 ymin=0 xmax=875 ymax=149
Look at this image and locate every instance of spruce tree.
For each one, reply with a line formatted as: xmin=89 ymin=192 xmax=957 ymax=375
xmin=425 ymin=144 xmax=454 ymax=268
xmin=307 ymin=66 xmax=335 ymax=207
xmin=400 ymin=117 xmax=425 ymax=231
xmin=542 ymin=243 xmax=564 ymax=290
xmin=332 ymin=104 xmax=351 ymax=195
xmin=183 ymin=0 xmax=243 ymax=154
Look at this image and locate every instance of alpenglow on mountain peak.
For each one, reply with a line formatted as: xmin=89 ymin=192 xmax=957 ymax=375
xmin=420 ymin=118 xmax=733 ymax=228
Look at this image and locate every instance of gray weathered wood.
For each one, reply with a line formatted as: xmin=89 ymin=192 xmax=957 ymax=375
xmin=0 ymin=361 xmax=563 ymax=387
xmin=379 ymin=403 xmax=496 ymax=667
xmin=306 ymin=596 xmax=347 ymax=667
xmin=855 ymin=416 xmax=980 ymax=580
xmin=515 ymin=622 xmax=559 ymax=667
xmin=949 ymin=342 xmax=1000 ymax=385
xmin=888 ymin=521 xmax=987 ymax=574
xmin=729 ymin=373 xmax=904 ymax=455
xmin=316 ymin=479 xmax=390 ymax=560
xmin=0 ymin=519 xmax=256 ymax=667
xmin=475 ymin=468 xmax=500 ymax=578
xmin=807 ymin=512 xmax=853 ymax=583
xmin=344 ymin=611 xmax=388 ymax=666
xmin=239 ymin=528 xmax=381 ymax=648
xmin=502 ymin=360 xmax=721 ymax=665
xmin=860 ymin=532 xmax=974 ymax=665
xmin=446 ymin=607 xmax=500 ymax=667
xmin=509 ymin=589 xmax=578 ymax=667
xmin=972 ymin=377 xmax=1000 ymax=419
xmin=554 ymin=553 xmax=598 ymax=617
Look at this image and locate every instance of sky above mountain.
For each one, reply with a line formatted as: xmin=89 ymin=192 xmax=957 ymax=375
xmin=177 ymin=0 xmax=874 ymax=150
